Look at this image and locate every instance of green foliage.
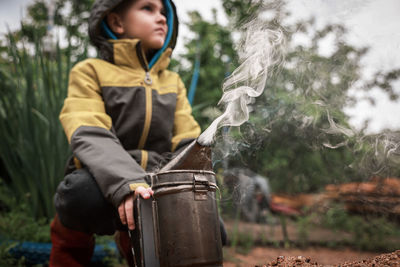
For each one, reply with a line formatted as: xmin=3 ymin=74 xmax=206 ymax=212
xmin=212 ymin=0 xmax=400 ymax=194
xmin=0 ymin=34 xmax=72 ymax=220
xmin=232 ymin=231 xmax=255 ymax=254
xmin=0 ymin=180 xmax=50 ymax=243
xmin=321 ymin=204 xmax=400 ymax=251
xmin=6 ymin=0 xmax=95 ymax=59
xmin=94 ymin=236 xmax=122 ymax=267
xmin=0 ymin=206 xmax=51 ymax=244
xmin=175 ymin=1 xmax=400 ymax=253
xmin=20 ymin=1 xmax=49 ymax=42
xmin=295 ymin=210 xmax=316 ymax=247
xmin=0 ymin=243 xmax=26 ymax=267
xmin=222 ymin=0 xmax=264 ymax=26
xmin=171 ymin=10 xmax=238 ymax=130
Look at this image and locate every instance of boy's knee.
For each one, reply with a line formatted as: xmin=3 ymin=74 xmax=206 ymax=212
xmin=55 ymin=168 xmax=124 ymax=235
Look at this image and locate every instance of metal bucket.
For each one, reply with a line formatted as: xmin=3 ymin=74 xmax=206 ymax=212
xmin=151 ymin=169 xmax=223 ymax=267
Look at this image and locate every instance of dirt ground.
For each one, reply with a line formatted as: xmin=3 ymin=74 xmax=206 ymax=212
xmin=223 ymin=247 xmax=394 ymax=267
xmin=222 ymin=218 xmax=400 ymax=266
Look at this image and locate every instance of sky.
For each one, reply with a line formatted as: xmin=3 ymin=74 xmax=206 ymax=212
xmin=286 ymin=0 xmax=400 ymax=133
xmin=0 ymin=0 xmax=399 ymax=134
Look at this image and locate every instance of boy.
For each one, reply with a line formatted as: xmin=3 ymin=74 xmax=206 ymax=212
xmin=49 ymin=0 xmax=201 ymax=266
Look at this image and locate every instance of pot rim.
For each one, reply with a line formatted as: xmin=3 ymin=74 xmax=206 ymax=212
xmin=153 ymin=169 xmax=216 ymax=176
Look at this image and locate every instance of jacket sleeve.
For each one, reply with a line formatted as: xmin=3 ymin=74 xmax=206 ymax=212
xmin=171 ymin=76 xmax=201 ymax=152
xmin=59 ymin=60 xmax=149 ymax=208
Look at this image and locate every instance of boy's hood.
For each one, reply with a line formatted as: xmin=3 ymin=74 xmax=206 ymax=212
xmin=89 ymin=0 xmax=179 ymax=64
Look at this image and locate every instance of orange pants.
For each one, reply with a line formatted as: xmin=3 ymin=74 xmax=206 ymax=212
xmin=49 ymin=214 xmax=134 ymax=267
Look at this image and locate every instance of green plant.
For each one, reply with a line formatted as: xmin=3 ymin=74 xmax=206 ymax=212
xmin=0 ymin=34 xmax=72 ymax=220
xmin=233 ymin=231 xmax=255 ymax=255
xmin=279 ymin=214 xmax=290 ymax=249
xmin=296 ymin=210 xmax=317 ymax=247
xmin=0 ymin=243 xmax=26 ymax=267
xmin=98 ymin=243 xmax=121 ymax=267
xmin=0 ymin=180 xmax=50 ymax=243
xmin=0 ymin=208 xmax=51 ymax=244
xmin=321 ymin=204 xmax=400 ymax=251
xmin=348 ymin=215 xmax=400 ymax=251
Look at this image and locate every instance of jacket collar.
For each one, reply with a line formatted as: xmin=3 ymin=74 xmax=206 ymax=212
xmin=109 ymin=39 xmax=172 ymax=73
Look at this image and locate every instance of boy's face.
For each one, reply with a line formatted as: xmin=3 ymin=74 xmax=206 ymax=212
xmin=108 ymin=0 xmax=168 ymax=53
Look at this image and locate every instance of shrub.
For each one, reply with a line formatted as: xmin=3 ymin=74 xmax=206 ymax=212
xmin=0 ymin=34 xmax=74 ymax=219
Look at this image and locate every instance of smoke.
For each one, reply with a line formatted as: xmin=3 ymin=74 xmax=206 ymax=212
xmin=193 ymin=1 xmax=400 ymax=183
xmin=356 ymin=131 xmax=400 ymax=177
xmin=321 ymin=110 xmax=354 ymax=149
xmin=197 ymin=18 xmax=285 ymax=146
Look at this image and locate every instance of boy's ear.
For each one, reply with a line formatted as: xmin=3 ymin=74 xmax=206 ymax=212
xmin=106 ymin=13 xmax=125 ymax=36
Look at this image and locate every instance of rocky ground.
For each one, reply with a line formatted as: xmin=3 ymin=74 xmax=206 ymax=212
xmin=257 ymin=250 xmax=400 ymax=267
xmin=223 ymin=247 xmax=399 ymax=267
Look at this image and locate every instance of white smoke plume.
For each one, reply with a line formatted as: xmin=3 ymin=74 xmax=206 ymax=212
xmin=197 ymin=19 xmax=285 ymax=146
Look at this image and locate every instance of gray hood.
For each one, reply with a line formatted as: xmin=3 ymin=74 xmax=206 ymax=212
xmin=88 ymin=0 xmax=179 ymax=63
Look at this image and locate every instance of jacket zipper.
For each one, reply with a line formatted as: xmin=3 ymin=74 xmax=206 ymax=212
xmin=136 ymin=42 xmax=153 ymax=151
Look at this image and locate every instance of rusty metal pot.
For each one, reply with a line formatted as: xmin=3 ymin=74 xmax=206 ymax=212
xmin=151 ymin=169 xmax=223 ymax=267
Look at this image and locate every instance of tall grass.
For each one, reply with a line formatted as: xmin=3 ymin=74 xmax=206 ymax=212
xmin=0 ymin=35 xmax=76 ymax=220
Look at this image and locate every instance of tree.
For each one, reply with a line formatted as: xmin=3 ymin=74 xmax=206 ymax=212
xmin=207 ymin=0 xmax=400 ymax=193
xmin=171 ymin=9 xmax=238 ymax=130
xmin=5 ymin=0 xmax=94 ymax=59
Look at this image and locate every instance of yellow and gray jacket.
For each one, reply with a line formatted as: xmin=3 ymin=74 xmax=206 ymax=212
xmin=59 ymin=0 xmax=200 ymax=208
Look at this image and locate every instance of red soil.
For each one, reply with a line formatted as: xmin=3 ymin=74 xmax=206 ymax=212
xmin=223 ymin=247 xmax=399 ymax=267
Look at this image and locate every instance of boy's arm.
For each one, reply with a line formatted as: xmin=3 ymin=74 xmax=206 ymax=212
xmin=171 ymin=77 xmax=201 ymax=152
xmin=60 ymin=60 xmax=148 ymax=208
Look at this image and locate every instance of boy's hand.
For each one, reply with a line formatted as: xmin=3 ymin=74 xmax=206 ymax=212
xmin=118 ymin=186 xmax=153 ymax=230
